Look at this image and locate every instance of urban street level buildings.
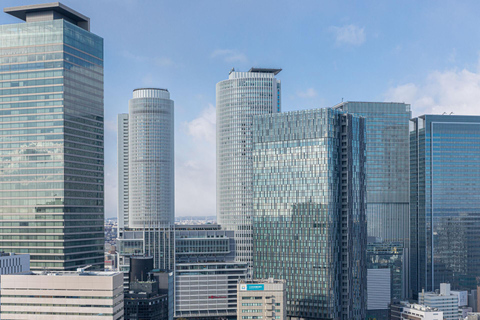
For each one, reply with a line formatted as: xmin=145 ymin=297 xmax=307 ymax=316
xmin=216 ymin=68 xmax=281 ymax=267
xmin=253 ymin=108 xmax=367 ymax=319
xmin=0 ymin=3 xmax=104 ymax=270
xmin=410 ymin=115 xmax=480 ymax=295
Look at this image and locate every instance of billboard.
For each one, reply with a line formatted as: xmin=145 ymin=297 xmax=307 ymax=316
xmin=240 ymin=284 xmax=265 ymax=291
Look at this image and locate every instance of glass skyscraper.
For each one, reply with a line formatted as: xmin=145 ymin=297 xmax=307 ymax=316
xmin=410 ymin=115 xmax=480 ymax=295
xmin=216 ymin=68 xmax=281 ymax=266
xmin=0 ymin=3 xmax=104 ymax=270
xmin=333 ymin=102 xmax=411 ymax=244
xmin=253 ymin=108 xmax=367 ymax=320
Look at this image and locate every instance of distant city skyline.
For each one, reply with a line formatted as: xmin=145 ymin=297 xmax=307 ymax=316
xmin=2 ymin=0 xmax=480 ymax=218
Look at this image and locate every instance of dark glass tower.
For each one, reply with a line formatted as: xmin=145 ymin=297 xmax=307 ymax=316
xmin=0 ymin=3 xmax=104 ymax=270
xmin=333 ymin=102 xmax=411 ymax=244
xmin=410 ymin=115 xmax=480 ymax=295
xmin=253 ymin=108 xmax=367 ymax=320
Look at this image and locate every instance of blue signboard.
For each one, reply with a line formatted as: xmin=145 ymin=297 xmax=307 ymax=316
xmin=246 ymin=284 xmax=264 ymax=291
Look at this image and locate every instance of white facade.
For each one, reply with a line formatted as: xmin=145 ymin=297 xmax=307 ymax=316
xmin=216 ymin=68 xmax=281 ymax=265
xmin=0 ymin=270 xmax=124 ymax=319
xmin=395 ymin=303 xmax=443 ymax=320
xmin=237 ymin=279 xmax=287 ymax=320
xmin=419 ymin=283 xmax=459 ymax=320
xmin=126 ymin=88 xmax=174 ymax=228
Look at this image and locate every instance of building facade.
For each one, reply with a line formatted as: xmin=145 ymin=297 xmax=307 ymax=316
xmin=0 ymin=3 xmax=104 ymax=270
xmin=419 ymin=283 xmax=459 ymax=320
xmin=0 ymin=252 xmax=30 ymax=275
xmin=333 ymin=102 xmax=411 ymax=244
xmin=0 ymin=270 xmax=124 ymax=319
xmin=175 ymin=224 xmax=248 ymax=320
xmin=253 ymin=108 xmax=367 ymax=319
xmin=390 ymin=302 xmax=443 ymax=320
xmin=237 ymin=279 xmax=287 ymax=320
xmin=216 ymin=68 xmax=281 ymax=266
xmin=410 ymin=115 xmax=480 ymax=294
xmin=117 ymin=88 xmax=175 ymax=271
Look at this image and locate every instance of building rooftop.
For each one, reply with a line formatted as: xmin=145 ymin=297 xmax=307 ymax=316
xmin=400 ymin=302 xmax=439 ymax=312
xmin=240 ymin=278 xmax=286 ymax=284
xmin=248 ymin=67 xmax=282 ymax=75
xmin=4 ymin=2 xmax=90 ymax=31
xmin=15 ymin=270 xmax=121 ymax=277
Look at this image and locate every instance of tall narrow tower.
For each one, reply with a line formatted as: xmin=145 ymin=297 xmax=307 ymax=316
xmin=117 ymin=88 xmax=175 ymax=271
xmin=216 ymin=68 xmax=281 ymax=265
xmin=0 ymin=3 xmax=104 ymax=270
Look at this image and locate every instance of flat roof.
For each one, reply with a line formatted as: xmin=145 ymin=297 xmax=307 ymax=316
xmin=4 ymin=2 xmax=90 ymax=31
xmin=248 ymin=67 xmax=282 ymax=75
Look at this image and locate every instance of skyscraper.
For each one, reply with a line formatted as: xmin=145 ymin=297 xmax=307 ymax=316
xmin=216 ymin=67 xmax=281 ymax=266
xmin=0 ymin=3 xmax=104 ymax=270
xmin=253 ymin=108 xmax=367 ymax=320
xmin=117 ymin=88 xmax=175 ymax=271
xmin=333 ymin=102 xmax=411 ymax=244
xmin=410 ymin=115 xmax=480 ymax=295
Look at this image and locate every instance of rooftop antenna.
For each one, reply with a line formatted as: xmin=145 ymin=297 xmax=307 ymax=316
xmin=449 ymin=112 xmax=454 ymax=115
xmin=229 ymin=67 xmax=235 ymax=75
xmin=442 ymin=112 xmax=447 ymax=115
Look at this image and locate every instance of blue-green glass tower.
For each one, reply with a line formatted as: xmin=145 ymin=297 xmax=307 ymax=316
xmin=333 ymin=102 xmax=411 ymax=244
xmin=0 ymin=3 xmax=104 ymax=270
xmin=253 ymin=108 xmax=367 ymax=320
xmin=410 ymin=115 xmax=480 ymax=295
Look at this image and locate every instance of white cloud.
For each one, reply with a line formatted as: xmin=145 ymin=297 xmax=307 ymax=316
xmin=297 ymin=88 xmax=318 ymax=98
xmin=175 ymin=105 xmax=217 ymax=217
xmin=329 ymin=24 xmax=366 ymax=46
xmin=385 ymin=66 xmax=480 ymax=116
xmin=185 ymin=104 xmax=216 ymax=143
xmin=211 ymin=49 xmax=248 ymax=63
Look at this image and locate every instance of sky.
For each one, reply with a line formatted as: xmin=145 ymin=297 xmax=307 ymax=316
xmin=2 ymin=0 xmax=480 ymax=218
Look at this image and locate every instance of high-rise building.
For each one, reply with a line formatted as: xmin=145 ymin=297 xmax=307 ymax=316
xmin=117 ymin=88 xmax=175 ymax=271
xmin=333 ymin=102 xmax=411 ymax=244
xmin=253 ymin=108 xmax=367 ymax=319
xmin=216 ymin=67 xmax=281 ymax=266
xmin=0 ymin=270 xmax=124 ymax=319
xmin=410 ymin=115 xmax=480 ymax=294
xmin=0 ymin=3 xmax=104 ymax=270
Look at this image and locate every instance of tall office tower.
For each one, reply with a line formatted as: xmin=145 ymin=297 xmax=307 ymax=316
xmin=410 ymin=115 xmax=480 ymax=295
xmin=333 ymin=102 xmax=411 ymax=244
xmin=117 ymin=88 xmax=175 ymax=271
xmin=0 ymin=3 xmax=104 ymax=270
xmin=216 ymin=67 xmax=281 ymax=266
xmin=253 ymin=108 xmax=367 ymax=320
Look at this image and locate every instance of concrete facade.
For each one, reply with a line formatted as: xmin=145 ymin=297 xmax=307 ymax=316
xmin=0 ymin=270 xmax=124 ymax=319
xmin=237 ymin=279 xmax=286 ymax=320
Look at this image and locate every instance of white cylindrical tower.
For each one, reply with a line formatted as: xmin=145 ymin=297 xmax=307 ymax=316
xmin=216 ymin=68 xmax=281 ymax=265
xmin=128 ymin=88 xmax=174 ymax=228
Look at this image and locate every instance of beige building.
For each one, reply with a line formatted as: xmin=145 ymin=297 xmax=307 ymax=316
xmin=237 ymin=279 xmax=286 ymax=320
xmin=0 ymin=270 xmax=124 ymax=320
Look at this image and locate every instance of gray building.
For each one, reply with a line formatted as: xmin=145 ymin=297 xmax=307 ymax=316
xmin=410 ymin=115 xmax=480 ymax=295
xmin=0 ymin=3 xmax=104 ymax=270
xmin=117 ymin=88 xmax=175 ymax=272
xmin=216 ymin=68 xmax=281 ymax=267
xmin=333 ymin=102 xmax=411 ymax=244
xmin=175 ymin=224 xmax=248 ymax=320
xmin=252 ymin=108 xmax=367 ymax=319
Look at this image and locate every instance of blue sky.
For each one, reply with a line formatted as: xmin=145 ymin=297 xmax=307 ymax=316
xmin=2 ymin=0 xmax=480 ymax=218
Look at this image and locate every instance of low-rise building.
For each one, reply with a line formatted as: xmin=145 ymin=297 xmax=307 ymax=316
xmin=390 ymin=301 xmax=443 ymax=320
xmin=237 ymin=279 xmax=286 ymax=320
xmin=419 ymin=283 xmax=459 ymax=320
xmin=0 ymin=269 xmax=124 ymax=319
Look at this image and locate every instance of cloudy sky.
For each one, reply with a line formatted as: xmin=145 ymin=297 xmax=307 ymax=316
xmin=2 ymin=0 xmax=480 ymax=218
